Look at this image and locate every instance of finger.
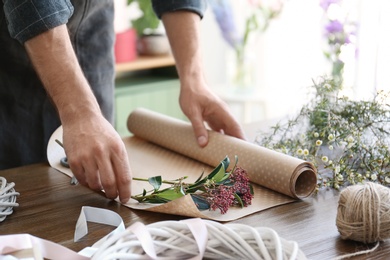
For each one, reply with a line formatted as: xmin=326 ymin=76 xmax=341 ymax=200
xmin=67 ymin=156 xmax=87 ymax=186
xmin=207 ymin=114 xmax=246 ymax=141
xmin=223 ymin=120 xmax=247 ymax=140
xmin=82 ymin=159 xmax=103 ymax=191
xmin=188 ymin=111 xmax=209 ymax=147
xmin=71 ymin=141 xmax=104 ymax=191
xmin=96 ymin=151 xmax=118 ymax=200
xmin=111 ymin=147 xmax=132 ymax=204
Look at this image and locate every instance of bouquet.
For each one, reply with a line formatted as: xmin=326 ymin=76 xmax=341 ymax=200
xmin=131 ymin=157 xmax=254 ymax=214
xmin=55 ymin=139 xmax=253 ymax=214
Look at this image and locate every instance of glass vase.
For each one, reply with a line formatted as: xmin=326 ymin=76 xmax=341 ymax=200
xmin=229 ymin=50 xmax=256 ymax=93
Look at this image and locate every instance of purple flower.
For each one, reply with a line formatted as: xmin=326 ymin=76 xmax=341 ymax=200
xmin=344 ymin=35 xmax=351 ymax=44
xmin=207 ymin=185 xmax=235 ymax=214
xmin=325 ymin=20 xmax=344 ymax=34
xmin=209 ymin=0 xmax=242 ymax=48
xmin=320 ymin=0 xmax=341 ymax=10
xmin=230 ymin=167 xmax=253 ymax=206
xmin=203 ymin=166 xmax=253 ymax=214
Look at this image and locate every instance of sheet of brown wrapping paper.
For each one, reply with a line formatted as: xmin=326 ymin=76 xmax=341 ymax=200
xmin=47 ymin=108 xmax=317 ymax=222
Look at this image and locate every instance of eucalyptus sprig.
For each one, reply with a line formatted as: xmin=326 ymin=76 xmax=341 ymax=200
xmin=256 ymin=77 xmax=390 ymax=190
xmin=131 ymin=156 xmax=254 ymax=214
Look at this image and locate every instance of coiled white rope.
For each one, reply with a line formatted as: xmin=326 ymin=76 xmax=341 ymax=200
xmin=92 ymin=218 xmax=307 ymax=260
xmin=0 ymin=176 xmax=19 ymax=222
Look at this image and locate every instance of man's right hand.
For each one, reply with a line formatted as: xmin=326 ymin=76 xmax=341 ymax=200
xmin=25 ymin=24 xmax=132 ymax=203
xmin=62 ymin=113 xmax=132 ymax=203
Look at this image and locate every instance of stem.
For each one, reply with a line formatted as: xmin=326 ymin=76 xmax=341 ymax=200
xmin=132 ymin=177 xmax=185 ymax=185
xmin=130 ymin=194 xmax=170 ymax=203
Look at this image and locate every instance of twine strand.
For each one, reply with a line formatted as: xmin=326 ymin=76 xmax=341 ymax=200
xmin=0 ymin=176 xmax=19 ymax=222
xmin=333 ymin=241 xmax=380 ymax=260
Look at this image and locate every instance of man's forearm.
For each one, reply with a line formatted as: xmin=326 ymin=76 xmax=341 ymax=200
xmin=24 ymin=24 xmax=101 ymax=123
xmin=161 ymin=11 xmax=205 ymax=87
xmin=24 ymin=24 xmax=132 ymax=203
xmin=161 ymin=11 xmax=246 ymax=145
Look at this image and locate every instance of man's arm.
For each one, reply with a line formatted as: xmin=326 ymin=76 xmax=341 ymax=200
xmin=161 ymin=11 xmax=246 ymax=146
xmin=24 ymin=24 xmax=132 ymax=203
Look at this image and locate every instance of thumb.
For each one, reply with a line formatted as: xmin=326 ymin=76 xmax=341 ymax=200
xmin=188 ymin=114 xmax=209 ymax=147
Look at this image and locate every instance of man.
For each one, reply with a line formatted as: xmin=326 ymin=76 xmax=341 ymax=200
xmin=0 ymin=0 xmax=245 ymax=203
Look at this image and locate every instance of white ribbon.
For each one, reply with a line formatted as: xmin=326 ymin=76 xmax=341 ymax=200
xmin=0 ymin=234 xmax=88 ymax=260
xmin=75 ymin=206 xmax=125 ymax=257
xmin=1 ymin=207 xmax=306 ymax=259
xmin=181 ymin=218 xmax=208 ymax=260
xmin=0 ymin=206 xmax=125 ymax=259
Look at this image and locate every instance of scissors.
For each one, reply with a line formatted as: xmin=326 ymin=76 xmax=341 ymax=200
xmin=60 ymin=157 xmax=78 ymax=185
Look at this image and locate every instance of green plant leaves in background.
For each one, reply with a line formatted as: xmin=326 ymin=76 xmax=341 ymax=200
xmin=128 ymin=0 xmax=160 ymax=35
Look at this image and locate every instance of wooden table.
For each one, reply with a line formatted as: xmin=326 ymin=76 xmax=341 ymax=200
xmin=1 ymin=163 xmax=389 ymax=259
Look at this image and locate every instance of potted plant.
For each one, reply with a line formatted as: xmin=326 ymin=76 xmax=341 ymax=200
xmin=128 ymin=0 xmax=170 ymax=56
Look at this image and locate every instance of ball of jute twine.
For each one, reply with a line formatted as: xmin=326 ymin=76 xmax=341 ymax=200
xmin=336 ymin=182 xmax=390 ymax=244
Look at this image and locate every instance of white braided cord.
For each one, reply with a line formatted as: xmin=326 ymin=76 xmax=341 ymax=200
xmin=0 ymin=177 xmax=19 ymax=222
xmin=92 ymin=219 xmax=307 ymax=260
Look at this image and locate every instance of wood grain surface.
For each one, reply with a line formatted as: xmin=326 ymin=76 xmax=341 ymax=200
xmin=1 ymin=163 xmax=389 ymax=259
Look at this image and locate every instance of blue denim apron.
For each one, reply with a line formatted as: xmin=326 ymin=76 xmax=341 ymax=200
xmin=0 ymin=0 xmax=115 ymax=169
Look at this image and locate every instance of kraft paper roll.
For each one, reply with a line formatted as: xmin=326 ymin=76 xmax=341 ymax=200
xmin=47 ymin=108 xmax=317 ymax=222
xmin=127 ymin=108 xmax=317 ymax=199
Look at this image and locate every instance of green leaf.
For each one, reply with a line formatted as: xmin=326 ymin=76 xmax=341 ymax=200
xmin=157 ymin=188 xmax=185 ymax=201
xmin=144 ymin=197 xmax=171 ymax=204
xmin=212 ymin=157 xmax=230 ymax=182
xmin=234 ymin=193 xmax=244 ymax=208
xmin=218 ymin=155 xmax=239 ymax=182
xmin=142 ymin=189 xmax=147 ymax=196
xmin=194 ymin=171 xmax=204 ymax=183
xmin=208 ymin=156 xmax=230 ymax=182
xmin=221 ymin=156 xmax=231 ymax=170
xmin=218 ymin=173 xmax=231 ymax=183
xmin=148 ymin=176 xmax=162 ymax=191
xmin=250 ymin=184 xmax=254 ymax=195
xmin=207 ymin=163 xmax=223 ymax=179
xmin=232 ymin=155 xmax=239 ymax=172
xmin=190 ymin=194 xmax=210 ymax=210
xmin=128 ymin=0 xmax=160 ymax=35
xmin=210 ymin=163 xmax=226 ymax=182
xmin=186 ymin=156 xmax=231 ymax=193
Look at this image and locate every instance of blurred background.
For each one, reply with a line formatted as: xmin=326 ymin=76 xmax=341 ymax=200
xmin=113 ymin=0 xmax=390 ymax=136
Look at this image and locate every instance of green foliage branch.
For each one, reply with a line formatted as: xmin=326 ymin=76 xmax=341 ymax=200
xmin=257 ymin=78 xmax=390 ymax=190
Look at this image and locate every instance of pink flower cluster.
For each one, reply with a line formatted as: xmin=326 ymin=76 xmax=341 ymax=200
xmin=206 ymin=167 xmax=254 ymax=214
xmin=230 ymin=167 xmax=253 ymax=206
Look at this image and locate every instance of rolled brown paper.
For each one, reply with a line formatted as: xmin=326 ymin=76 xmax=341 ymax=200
xmin=127 ymin=108 xmax=317 ymax=199
xmin=46 ymin=108 xmax=319 ymax=221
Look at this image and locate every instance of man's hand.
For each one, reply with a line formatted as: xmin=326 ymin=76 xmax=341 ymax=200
xmin=62 ymin=113 xmax=131 ymax=203
xmin=25 ymin=25 xmax=132 ymax=203
xmin=179 ymin=82 xmax=245 ymax=147
xmin=162 ymin=11 xmax=246 ymax=146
